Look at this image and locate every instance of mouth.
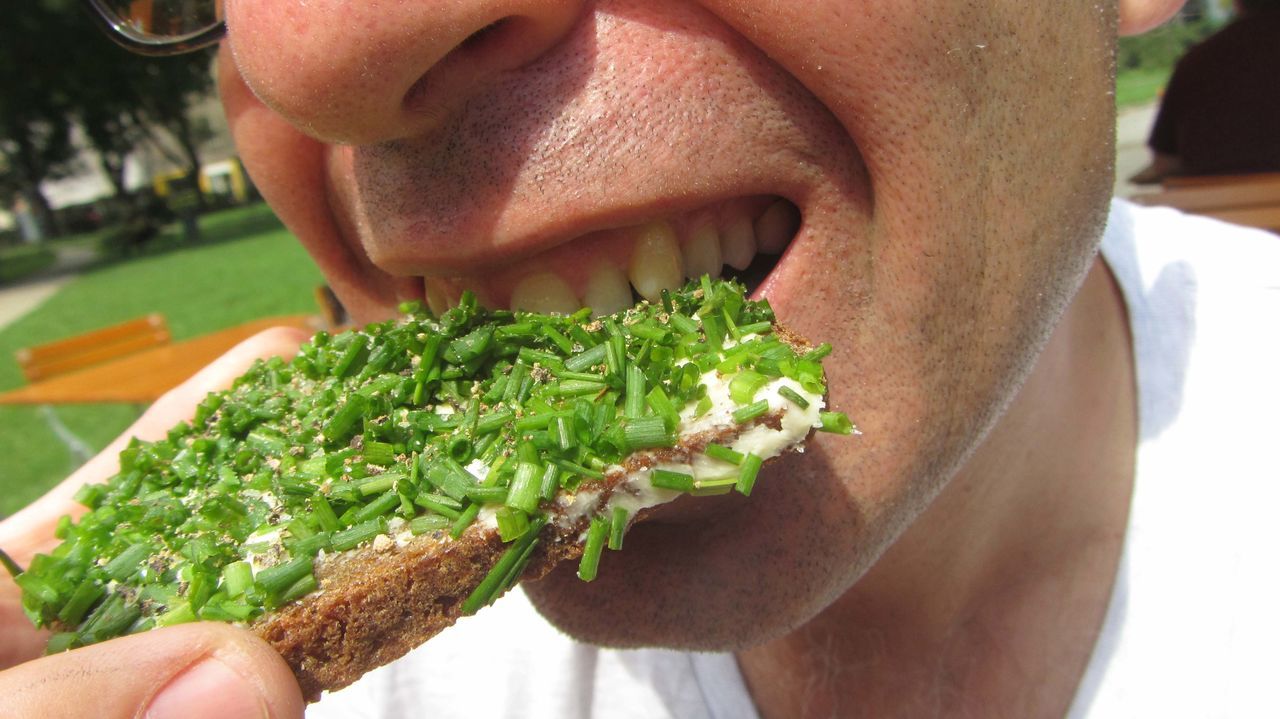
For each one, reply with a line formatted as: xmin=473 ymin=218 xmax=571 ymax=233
xmin=418 ymin=194 xmax=801 ymax=315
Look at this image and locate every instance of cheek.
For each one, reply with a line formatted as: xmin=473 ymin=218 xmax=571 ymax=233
xmin=217 ymin=52 xmax=406 ymax=320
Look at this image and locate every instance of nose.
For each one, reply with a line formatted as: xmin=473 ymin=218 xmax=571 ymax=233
xmin=223 ymin=0 xmax=586 ymax=145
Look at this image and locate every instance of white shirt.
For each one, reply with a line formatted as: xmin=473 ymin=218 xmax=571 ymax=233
xmin=313 ymin=201 xmax=1280 ymax=718
xmin=1068 ymin=201 xmax=1280 ymax=718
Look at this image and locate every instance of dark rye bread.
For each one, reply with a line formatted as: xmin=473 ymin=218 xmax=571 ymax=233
xmin=252 ymin=324 xmax=816 ymax=700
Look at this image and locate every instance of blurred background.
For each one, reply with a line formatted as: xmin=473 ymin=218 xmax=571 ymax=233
xmin=0 ymin=0 xmax=1253 ymax=517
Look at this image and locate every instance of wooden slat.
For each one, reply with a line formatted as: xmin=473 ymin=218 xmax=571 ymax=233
xmin=1162 ymin=172 xmax=1280 ymax=189
xmin=1130 ymin=173 xmax=1280 ymax=233
xmin=1199 ymin=206 xmax=1280 ymax=232
xmin=0 ymin=315 xmax=314 ymax=405
xmin=16 ymin=314 xmax=171 ymax=382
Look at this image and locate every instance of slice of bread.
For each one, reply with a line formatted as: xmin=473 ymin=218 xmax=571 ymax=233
xmin=256 ymin=402 xmax=808 ymax=699
xmin=10 ymin=278 xmax=850 ymax=700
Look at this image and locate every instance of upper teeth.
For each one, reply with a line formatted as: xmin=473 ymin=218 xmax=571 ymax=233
xmin=426 ymin=197 xmax=799 ymax=316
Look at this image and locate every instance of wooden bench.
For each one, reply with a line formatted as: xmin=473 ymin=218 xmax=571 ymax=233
xmin=15 ymin=314 xmax=171 ymax=383
xmin=1130 ymin=172 xmax=1280 ymax=233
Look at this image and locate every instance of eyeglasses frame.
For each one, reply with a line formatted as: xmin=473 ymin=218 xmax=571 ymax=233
xmin=81 ymin=0 xmax=225 ymax=56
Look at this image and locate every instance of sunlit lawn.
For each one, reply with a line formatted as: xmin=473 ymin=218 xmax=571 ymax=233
xmin=0 ymin=204 xmax=323 ymax=516
xmin=1116 ymin=67 xmax=1170 ymax=109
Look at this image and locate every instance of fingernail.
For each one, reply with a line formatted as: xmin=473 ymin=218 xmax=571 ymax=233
xmin=147 ymin=656 xmax=268 ymax=719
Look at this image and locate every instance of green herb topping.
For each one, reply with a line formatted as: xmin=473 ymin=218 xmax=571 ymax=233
xmin=7 ymin=277 xmax=852 ymax=652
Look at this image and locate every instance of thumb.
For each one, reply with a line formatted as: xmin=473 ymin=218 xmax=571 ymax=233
xmin=1 ymin=623 xmax=304 ymax=719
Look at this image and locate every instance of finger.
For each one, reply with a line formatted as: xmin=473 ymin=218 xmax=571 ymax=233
xmin=0 ymin=582 xmax=47 ymax=669
xmin=1 ymin=623 xmax=304 ymax=719
xmin=0 ymin=327 xmax=310 ymax=563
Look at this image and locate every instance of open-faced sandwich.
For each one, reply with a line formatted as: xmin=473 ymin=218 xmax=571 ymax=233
xmin=4 ymin=277 xmax=852 ymax=700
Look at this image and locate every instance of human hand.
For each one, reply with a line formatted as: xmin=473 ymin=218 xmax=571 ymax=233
xmin=0 ymin=327 xmax=311 ymax=718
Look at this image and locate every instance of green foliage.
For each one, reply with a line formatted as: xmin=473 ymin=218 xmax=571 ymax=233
xmin=0 ymin=245 xmax=56 ymax=284
xmin=1117 ymin=16 xmax=1222 ymax=75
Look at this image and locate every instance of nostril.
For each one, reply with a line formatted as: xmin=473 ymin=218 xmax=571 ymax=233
xmin=401 ymin=14 xmax=555 ymax=116
xmin=461 ymin=18 xmax=508 ymax=52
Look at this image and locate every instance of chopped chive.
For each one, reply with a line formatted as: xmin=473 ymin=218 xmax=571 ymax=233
xmin=71 ymin=482 xmax=104 ymax=509
xmin=45 ymin=633 xmax=80 ymax=654
xmin=357 ymin=475 xmax=396 ymax=497
xmin=539 ymin=464 xmax=562 ymax=501
xmin=624 ymin=364 xmax=646 ymax=419
xmin=777 ymin=385 xmax=811 ymax=409
xmin=623 ymin=416 xmax=675 ymax=452
xmin=104 ymin=543 xmax=151 ymax=582
xmin=650 ymin=468 xmax=695 ymax=492
xmin=564 ymin=343 xmax=608 ymax=373
xmin=554 ymin=416 xmax=576 ymax=451
xmin=331 ymin=518 xmax=384 ymax=552
xmin=577 ymin=516 xmax=610 ymax=582
xmin=736 ymin=321 xmax=772 ymax=336
xmin=287 ymin=531 xmax=331 ymax=558
xmin=732 ymin=399 xmax=770 ymax=424
xmin=505 ymin=462 xmax=542 ymax=514
xmin=702 ymin=313 xmax=726 ymax=350
xmin=413 ymin=493 xmax=463 ymax=520
xmin=221 ymin=561 xmax=254 ymax=598
xmin=669 ymin=313 xmax=699 ymax=335
xmin=409 ymin=515 xmax=451 ymax=535
xmin=450 ymin=502 xmax=482 ymax=538
xmin=155 ymin=602 xmax=197 ymax=628
xmin=495 ymin=507 xmax=531 ymax=542
xmin=254 ymin=555 xmax=315 ymax=599
xmin=57 ymin=580 xmax=106 ymax=626
xmin=352 ymin=490 xmax=401 ymax=524
xmin=729 ymin=370 xmax=769 ymax=405
xmin=446 ymin=435 xmax=473 ymax=463
xmin=323 ymin=393 xmax=369 ymax=444
xmin=541 ymin=325 xmax=575 ymax=355
xmin=462 ymin=515 xmax=547 ymax=615
xmin=311 ymin=495 xmax=341 ymax=532
xmin=803 ymin=343 xmax=833 ymax=361
xmin=819 ymin=411 xmax=854 ymax=434
xmin=280 ymin=573 xmax=318 ymax=603
xmin=660 ymin=288 xmax=674 ymax=314
xmin=644 ymin=385 xmax=680 ymax=431
xmin=474 ymin=410 xmax=514 ymax=436
xmin=627 ymin=322 xmax=669 ymax=343
xmin=550 ymin=458 xmax=605 ymax=480
xmin=363 ymin=440 xmax=396 ymax=466
xmin=518 ymin=347 xmax=563 ymax=368
xmin=463 ymin=485 xmax=508 ymax=504
xmin=704 ymin=443 xmax=745 ymax=465
xmin=691 ymin=476 xmax=738 ymax=496
xmin=80 ymin=594 xmax=141 ymax=643
xmin=608 ymin=507 xmax=628 ymax=550
xmin=496 ymin=322 xmax=537 ymax=339
xmin=736 ymin=453 xmax=764 ymax=496
xmin=554 ymin=379 xmax=609 ymax=397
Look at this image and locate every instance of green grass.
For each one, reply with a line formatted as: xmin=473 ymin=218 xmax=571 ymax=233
xmin=0 ymin=204 xmax=324 ymax=517
xmin=1116 ymin=67 xmax=1172 ymax=109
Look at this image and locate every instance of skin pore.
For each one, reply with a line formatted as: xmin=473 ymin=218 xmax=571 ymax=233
xmin=738 ymin=259 xmax=1137 ymax=718
xmin=214 ymin=0 xmax=1178 ymax=715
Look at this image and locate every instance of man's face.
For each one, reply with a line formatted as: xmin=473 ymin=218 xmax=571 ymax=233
xmin=219 ymin=0 xmax=1116 ymax=648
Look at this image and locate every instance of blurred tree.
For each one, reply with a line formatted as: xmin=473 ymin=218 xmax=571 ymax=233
xmin=0 ymin=0 xmax=217 ymax=240
xmin=63 ymin=6 xmax=216 ymax=211
xmin=0 ymin=0 xmax=83 ymax=238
